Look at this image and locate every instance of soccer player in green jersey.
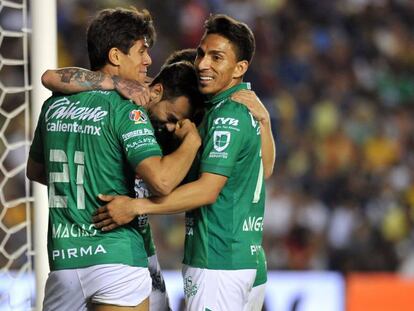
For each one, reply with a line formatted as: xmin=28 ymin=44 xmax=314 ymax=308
xmin=44 ymin=44 xmax=273 ymax=310
xmin=27 ymin=8 xmax=201 ymax=311
xmin=93 ymin=14 xmax=275 ymax=310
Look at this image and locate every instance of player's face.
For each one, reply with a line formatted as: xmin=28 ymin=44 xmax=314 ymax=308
xmin=149 ymin=95 xmax=191 ymax=132
xmin=118 ymin=39 xmax=152 ymax=84
xmin=194 ymin=33 xmax=240 ymax=96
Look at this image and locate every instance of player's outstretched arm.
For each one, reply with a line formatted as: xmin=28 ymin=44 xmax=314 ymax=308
xmin=93 ymin=172 xmax=227 ymax=231
xmin=41 ymin=68 xmax=150 ymax=106
xmin=231 ymin=90 xmax=276 ymax=178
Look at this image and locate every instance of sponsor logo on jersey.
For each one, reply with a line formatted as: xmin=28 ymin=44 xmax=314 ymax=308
xmin=129 ymin=110 xmax=148 ymax=124
xmin=122 ymin=128 xmax=154 ymax=141
xmin=126 ymin=138 xmax=158 ymax=151
xmin=51 ymin=244 xmax=107 ymax=260
xmin=250 ymin=244 xmax=262 ymax=255
xmin=214 ymin=117 xmax=239 ymax=127
xmin=213 ymin=131 xmax=231 ymax=152
xmin=45 ymin=97 xmax=108 ymax=122
xmin=46 ymin=121 xmax=102 ymax=136
xmin=242 ymin=216 xmax=263 ymax=232
xmin=52 ymin=223 xmax=98 ymax=239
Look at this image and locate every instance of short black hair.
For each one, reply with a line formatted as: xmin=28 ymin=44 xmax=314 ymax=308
xmin=204 ymin=14 xmax=255 ymax=63
xmin=163 ymin=48 xmax=197 ymax=67
xmin=151 ymin=61 xmax=203 ymax=116
xmin=87 ymin=7 xmax=156 ymax=70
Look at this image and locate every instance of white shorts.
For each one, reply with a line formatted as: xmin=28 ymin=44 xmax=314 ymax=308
xmin=43 ymin=264 xmax=151 ymax=311
xmin=182 ymin=265 xmax=256 ymax=311
xmin=244 ymin=283 xmax=266 ymax=311
xmin=148 ymin=254 xmax=171 ymax=311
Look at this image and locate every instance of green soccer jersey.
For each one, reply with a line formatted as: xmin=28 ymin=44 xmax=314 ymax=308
xmin=29 ymin=90 xmax=162 ymax=270
xmin=183 ymin=83 xmax=266 ymax=270
xmin=253 ymin=246 xmax=267 ymax=286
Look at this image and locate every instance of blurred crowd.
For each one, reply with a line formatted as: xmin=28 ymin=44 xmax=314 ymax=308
xmin=2 ymin=0 xmax=414 ymax=276
xmin=38 ymin=0 xmax=414 ymax=274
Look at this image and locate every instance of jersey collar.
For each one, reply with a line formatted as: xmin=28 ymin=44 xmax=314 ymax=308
xmin=206 ymin=82 xmax=251 ymax=108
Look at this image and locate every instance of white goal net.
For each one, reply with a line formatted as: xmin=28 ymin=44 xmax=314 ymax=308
xmin=0 ymin=0 xmax=34 ymax=310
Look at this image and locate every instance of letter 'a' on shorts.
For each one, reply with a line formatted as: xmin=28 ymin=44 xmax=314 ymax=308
xmin=182 ymin=265 xmax=256 ymax=311
xmin=43 ymin=264 xmax=151 ymax=311
xmin=244 ymin=283 xmax=266 ymax=311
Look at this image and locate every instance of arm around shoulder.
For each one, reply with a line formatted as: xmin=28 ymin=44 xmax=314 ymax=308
xmin=260 ymin=118 xmax=276 ymax=179
xmin=41 ymin=67 xmax=114 ymax=94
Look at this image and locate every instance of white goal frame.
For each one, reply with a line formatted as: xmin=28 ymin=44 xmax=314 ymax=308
xmin=30 ymin=0 xmax=56 ymax=310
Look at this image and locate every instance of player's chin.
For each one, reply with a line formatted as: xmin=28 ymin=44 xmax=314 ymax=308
xmin=198 ymin=83 xmax=214 ymax=95
xmin=136 ymin=72 xmax=147 ymax=84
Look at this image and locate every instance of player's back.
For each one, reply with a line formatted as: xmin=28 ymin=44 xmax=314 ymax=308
xmin=31 ymin=90 xmax=152 ymax=270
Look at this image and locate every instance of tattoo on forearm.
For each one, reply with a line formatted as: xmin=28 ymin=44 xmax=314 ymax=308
xmin=113 ymin=75 xmax=146 ymax=99
xmin=56 ymin=68 xmax=105 ymax=89
xmin=112 ymin=75 xmax=122 ymax=90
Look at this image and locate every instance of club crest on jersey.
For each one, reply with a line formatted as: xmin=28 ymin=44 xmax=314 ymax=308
xmin=213 ymin=131 xmax=231 ymax=152
xmin=129 ymin=110 xmax=148 ymax=124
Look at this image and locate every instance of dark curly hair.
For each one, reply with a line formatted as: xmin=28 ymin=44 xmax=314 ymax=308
xmin=87 ymin=7 xmax=156 ymax=70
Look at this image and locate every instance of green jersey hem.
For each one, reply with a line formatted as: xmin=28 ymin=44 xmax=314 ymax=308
xmin=200 ymin=162 xmax=233 ymax=177
xmin=129 ymin=149 xmax=162 ymax=169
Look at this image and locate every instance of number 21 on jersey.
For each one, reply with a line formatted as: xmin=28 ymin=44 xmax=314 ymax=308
xmin=49 ymin=149 xmax=85 ymax=209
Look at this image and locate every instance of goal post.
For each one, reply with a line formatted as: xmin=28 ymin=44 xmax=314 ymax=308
xmin=30 ymin=0 xmax=57 ymax=309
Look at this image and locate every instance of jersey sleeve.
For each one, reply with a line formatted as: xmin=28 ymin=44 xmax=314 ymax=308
xmin=200 ymin=102 xmax=251 ymax=177
xmin=114 ymin=102 xmax=162 ymax=169
xmin=29 ymin=105 xmax=45 ymax=164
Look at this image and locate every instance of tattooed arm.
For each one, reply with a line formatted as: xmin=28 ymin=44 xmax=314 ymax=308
xmin=41 ymin=67 xmax=112 ymax=93
xmin=41 ymin=67 xmax=150 ymax=106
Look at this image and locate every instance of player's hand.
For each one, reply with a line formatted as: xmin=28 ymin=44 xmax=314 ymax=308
xmin=112 ymin=76 xmax=151 ymax=107
xmin=174 ymin=119 xmax=201 ymax=146
xmin=231 ymin=90 xmax=269 ymax=123
xmin=93 ymin=194 xmax=137 ymax=231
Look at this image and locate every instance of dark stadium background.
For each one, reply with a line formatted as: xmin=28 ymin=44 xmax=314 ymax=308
xmin=54 ymin=0 xmax=414 ymax=275
xmin=56 ymin=0 xmax=414 ymax=309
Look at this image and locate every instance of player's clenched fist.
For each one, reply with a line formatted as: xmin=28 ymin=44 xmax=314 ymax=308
xmin=174 ymin=119 xmax=201 ymax=146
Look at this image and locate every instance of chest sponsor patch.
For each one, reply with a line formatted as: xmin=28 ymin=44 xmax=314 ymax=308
xmin=214 ymin=117 xmax=239 ymax=127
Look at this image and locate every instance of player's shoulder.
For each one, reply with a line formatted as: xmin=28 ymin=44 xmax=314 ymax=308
xmin=90 ymin=90 xmax=127 ymax=104
xmin=98 ymin=91 xmax=147 ymax=113
xmin=209 ymin=97 xmax=251 ymax=122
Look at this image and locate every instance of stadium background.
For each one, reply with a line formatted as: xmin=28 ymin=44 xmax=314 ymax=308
xmin=1 ymin=0 xmax=414 ymax=310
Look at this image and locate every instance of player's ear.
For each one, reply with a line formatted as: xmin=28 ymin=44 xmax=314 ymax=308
xmin=232 ymin=60 xmax=248 ymax=79
xmin=108 ymin=47 xmax=121 ymax=66
xmin=150 ymin=83 xmax=163 ymax=103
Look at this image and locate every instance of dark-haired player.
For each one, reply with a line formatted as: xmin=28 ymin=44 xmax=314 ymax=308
xmin=27 ymin=8 xmax=201 ymax=311
xmin=93 ymin=14 xmax=275 ymax=310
